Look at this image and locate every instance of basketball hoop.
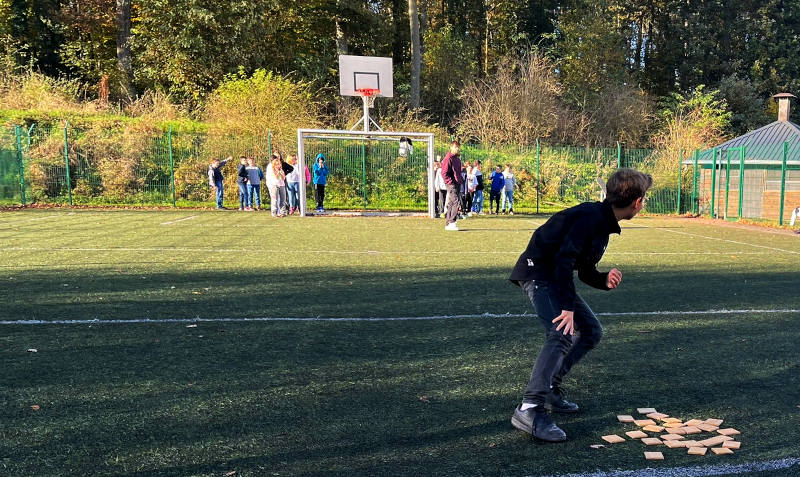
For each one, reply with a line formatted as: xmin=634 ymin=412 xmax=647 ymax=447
xmin=356 ymin=88 xmax=380 ymax=108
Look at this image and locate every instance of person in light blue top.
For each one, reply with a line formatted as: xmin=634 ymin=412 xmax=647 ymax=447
xmin=312 ymin=154 xmax=329 ymax=212
xmin=245 ymin=157 xmax=264 ymax=210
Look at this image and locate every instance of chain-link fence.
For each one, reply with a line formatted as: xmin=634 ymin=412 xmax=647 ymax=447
xmin=1 ymin=123 xmax=797 ymax=224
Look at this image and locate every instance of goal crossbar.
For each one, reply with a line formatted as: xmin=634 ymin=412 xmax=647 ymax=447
xmin=297 ymin=128 xmax=436 ymax=217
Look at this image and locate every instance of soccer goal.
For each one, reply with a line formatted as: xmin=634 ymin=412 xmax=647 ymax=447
xmin=296 ymin=128 xmax=436 ymax=217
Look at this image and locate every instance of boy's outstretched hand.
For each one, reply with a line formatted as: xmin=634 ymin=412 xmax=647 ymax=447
xmin=553 ymin=310 xmax=575 ymax=335
xmin=606 ymin=268 xmax=622 ymax=289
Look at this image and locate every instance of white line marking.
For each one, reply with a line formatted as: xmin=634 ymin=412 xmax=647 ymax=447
xmin=0 ymin=246 xmax=774 ymax=256
xmin=643 ymin=224 xmax=800 ymax=255
xmin=2 ymin=309 xmax=797 ymax=325
xmin=535 ymin=457 xmax=800 ymax=477
xmin=160 ymin=215 xmax=197 ymax=225
xmin=0 ymin=214 xmax=62 ymax=225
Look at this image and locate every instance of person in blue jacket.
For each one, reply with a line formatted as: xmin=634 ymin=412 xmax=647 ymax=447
xmin=312 ymin=154 xmax=329 ymax=212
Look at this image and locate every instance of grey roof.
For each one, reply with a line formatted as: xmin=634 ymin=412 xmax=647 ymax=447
xmin=688 ymin=120 xmax=800 ymax=165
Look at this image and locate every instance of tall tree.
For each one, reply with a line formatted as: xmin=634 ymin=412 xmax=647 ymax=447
xmin=408 ymin=0 xmax=421 ymax=108
xmin=116 ymin=0 xmax=134 ymax=97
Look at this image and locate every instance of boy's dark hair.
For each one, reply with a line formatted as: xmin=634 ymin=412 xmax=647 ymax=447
xmin=450 ymin=140 xmax=460 ymax=147
xmin=605 ymin=168 xmax=653 ymax=207
xmin=239 ymin=156 xmax=247 ymax=160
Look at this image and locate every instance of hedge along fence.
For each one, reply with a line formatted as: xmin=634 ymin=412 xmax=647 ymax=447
xmin=1 ymin=122 xmax=699 ymax=215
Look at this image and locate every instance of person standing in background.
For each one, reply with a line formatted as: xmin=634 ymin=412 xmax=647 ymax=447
xmin=313 ymin=154 xmax=329 ymax=212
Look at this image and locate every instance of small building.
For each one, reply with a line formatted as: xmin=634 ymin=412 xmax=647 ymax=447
xmin=687 ymin=93 xmax=800 ymax=223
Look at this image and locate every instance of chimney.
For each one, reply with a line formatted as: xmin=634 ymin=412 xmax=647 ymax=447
xmin=773 ymin=93 xmax=796 ymax=122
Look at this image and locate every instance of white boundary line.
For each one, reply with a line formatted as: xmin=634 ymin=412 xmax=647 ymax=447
xmin=535 ymin=457 xmax=800 ymax=477
xmin=0 ymin=214 xmax=64 ymax=225
xmin=641 ymin=224 xmax=800 ymax=255
xmin=160 ymin=215 xmax=197 ymax=225
xmin=0 ymin=246 xmax=776 ymax=256
xmin=2 ymin=309 xmax=797 ymax=325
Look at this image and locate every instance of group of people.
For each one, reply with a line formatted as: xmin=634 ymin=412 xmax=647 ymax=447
xmin=434 ymin=141 xmax=517 ymax=230
xmin=207 ymin=153 xmax=331 ymax=215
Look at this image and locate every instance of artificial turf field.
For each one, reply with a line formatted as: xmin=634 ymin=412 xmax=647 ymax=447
xmin=1 ymin=209 xmax=799 ymax=477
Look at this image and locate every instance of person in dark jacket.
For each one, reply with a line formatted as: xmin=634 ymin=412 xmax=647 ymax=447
xmin=440 ymin=141 xmax=463 ymax=231
xmin=236 ymin=156 xmax=249 ymax=211
xmin=488 ymin=165 xmax=505 ymax=214
xmin=208 ymin=156 xmax=232 ymax=209
xmin=509 ymin=168 xmax=652 ymax=443
xmin=312 ymin=154 xmax=329 ymax=212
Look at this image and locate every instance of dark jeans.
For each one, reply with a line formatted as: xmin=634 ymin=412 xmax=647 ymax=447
xmin=315 ymin=184 xmax=326 ymax=209
xmin=238 ymin=183 xmax=248 ymax=209
xmin=444 ymin=184 xmax=460 ymax=224
xmin=520 ymin=280 xmax=603 ymax=405
xmin=489 ymin=190 xmax=502 ymax=213
xmin=214 ymin=180 xmax=224 ymax=208
xmin=438 ymin=190 xmax=447 ymax=215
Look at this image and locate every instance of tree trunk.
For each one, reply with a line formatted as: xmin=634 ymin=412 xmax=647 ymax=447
xmin=336 ymin=1 xmax=348 ymax=56
xmin=408 ymin=0 xmax=421 ymax=109
xmin=115 ymin=0 xmax=134 ymax=98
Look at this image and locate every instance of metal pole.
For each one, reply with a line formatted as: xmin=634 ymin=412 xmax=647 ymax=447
xmin=536 ymin=139 xmax=541 ymax=214
xmin=737 ymin=146 xmax=745 ymax=219
xmin=724 ymin=150 xmax=731 ymax=220
xmin=360 ymin=139 xmax=367 ymax=209
xmin=15 ymin=125 xmax=26 ymax=206
xmin=362 ymin=96 xmax=370 ymax=133
xmin=677 ymin=149 xmax=682 ymax=214
xmin=169 ymin=125 xmax=176 ymax=207
xmin=779 ymin=141 xmax=788 ymax=225
xmin=692 ymin=150 xmax=699 ymax=214
xmin=63 ymin=122 xmax=72 ymax=206
xmin=710 ymin=148 xmax=717 ymax=218
xmin=297 ymin=129 xmax=307 ymax=217
xmin=616 ymin=141 xmax=622 ymax=168
xmin=427 ymin=134 xmax=435 ymax=218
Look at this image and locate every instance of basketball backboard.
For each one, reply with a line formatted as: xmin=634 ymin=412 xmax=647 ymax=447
xmin=339 ymin=55 xmax=393 ymax=98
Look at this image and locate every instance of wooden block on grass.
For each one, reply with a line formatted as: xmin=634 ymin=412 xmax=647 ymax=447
xmin=711 ymin=447 xmax=734 ymax=455
xmin=722 ymin=441 xmax=741 ymax=449
xmin=664 ymin=439 xmax=685 ymax=449
xmin=704 ymin=418 xmax=724 ymax=426
xmin=634 ymin=419 xmax=657 ymax=427
xmin=688 ymin=447 xmax=708 ymax=455
xmin=626 ymin=430 xmax=648 ymax=439
xmin=663 ymin=422 xmax=684 ymax=428
xmin=685 ymin=419 xmax=704 ymax=427
xmin=661 ymin=434 xmax=685 ymax=441
xmin=641 ymin=438 xmax=663 ymax=446
xmin=643 ymin=425 xmax=665 ymax=432
xmin=699 ymin=435 xmax=732 ymax=447
xmin=681 ymin=440 xmax=701 ymax=448
xmin=697 ymin=423 xmax=719 ymax=432
xmin=601 ymin=434 xmax=626 ymax=444
xmin=646 ymin=412 xmax=669 ymax=420
xmin=617 ymin=415 xmax=635 ymax=423
xmin=666 ymin=427 xmax=687 ymax=435
xmin=662 ymin=417 xmax=682 ymax=423
xmin=717 ymin=428 xmax=741 ymax=436
xmin=637 ymin=408 xmax=658 ymax=414
xmin=681 ymin=426 xmax=702 ymax=434
xmin=644 ymin=451 xmax=664 ymax=460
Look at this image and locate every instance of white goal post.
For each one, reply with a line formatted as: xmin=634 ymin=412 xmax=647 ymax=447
xmin=297 ymin=128 xmax=436 ymax=217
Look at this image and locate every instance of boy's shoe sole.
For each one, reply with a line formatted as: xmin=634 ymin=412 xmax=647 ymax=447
xmin=511 ymin=406 xmax=567 ymax=442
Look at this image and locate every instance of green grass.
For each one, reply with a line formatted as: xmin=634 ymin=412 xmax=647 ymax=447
xmin=1 ymin=210 xmax=799 ymax=476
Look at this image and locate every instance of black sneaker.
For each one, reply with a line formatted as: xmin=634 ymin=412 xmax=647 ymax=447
xmin=545 ymin=392 xmax=580 ymax=413
xmin=511 ymin=406 xmax=567 ymax=442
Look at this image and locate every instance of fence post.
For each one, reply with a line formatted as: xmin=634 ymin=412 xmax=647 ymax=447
xmin=169 ymin=125 xmax=176 ymax=207
xmin=616 ymin=141 xmax=622 ymax=168
xmin=535 ymin=138 xmax=541 ymax=214
xmin=779 ymin=141 xmax=788 ymax=225
xmin=360 ymin=140 xmax=367 ymax=209
xmin=710 ymin=148 xmax=717 ymax=218
xmin=737 ymin=146 xmax=745 ymax=220
xmin=677 ymin=149 xmax=682 ymax=214
xmin=14 ymin=125 xmax=26 ymax=206
xmin=692 ymin=150 xmax=699 ymax=214
xmin=63 ymin=122 xmax=72 ymax=206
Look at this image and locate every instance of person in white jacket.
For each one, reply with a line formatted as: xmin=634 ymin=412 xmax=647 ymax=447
xmin=434 ymin=160 xmax=447 ymax=218
xmin=266 ymin=157 xmax=286 ymax=217
xmin=502 ymin=164 xmax=517 ymax=215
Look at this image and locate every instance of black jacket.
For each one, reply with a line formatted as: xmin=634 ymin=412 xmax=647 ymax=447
xmin=509 ymin=200 xmax=621 ymax=311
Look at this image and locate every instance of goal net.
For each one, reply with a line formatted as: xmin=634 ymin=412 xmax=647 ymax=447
xmin=296 ymin=129 xmax=436 ymax=217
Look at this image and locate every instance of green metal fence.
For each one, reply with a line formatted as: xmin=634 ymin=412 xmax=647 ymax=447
xmin=1 ymin=122 xmax=798 ymax=224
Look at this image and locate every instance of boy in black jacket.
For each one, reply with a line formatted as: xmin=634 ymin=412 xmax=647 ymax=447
xmin=509 ymin=168 xmax=652 ymax=442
